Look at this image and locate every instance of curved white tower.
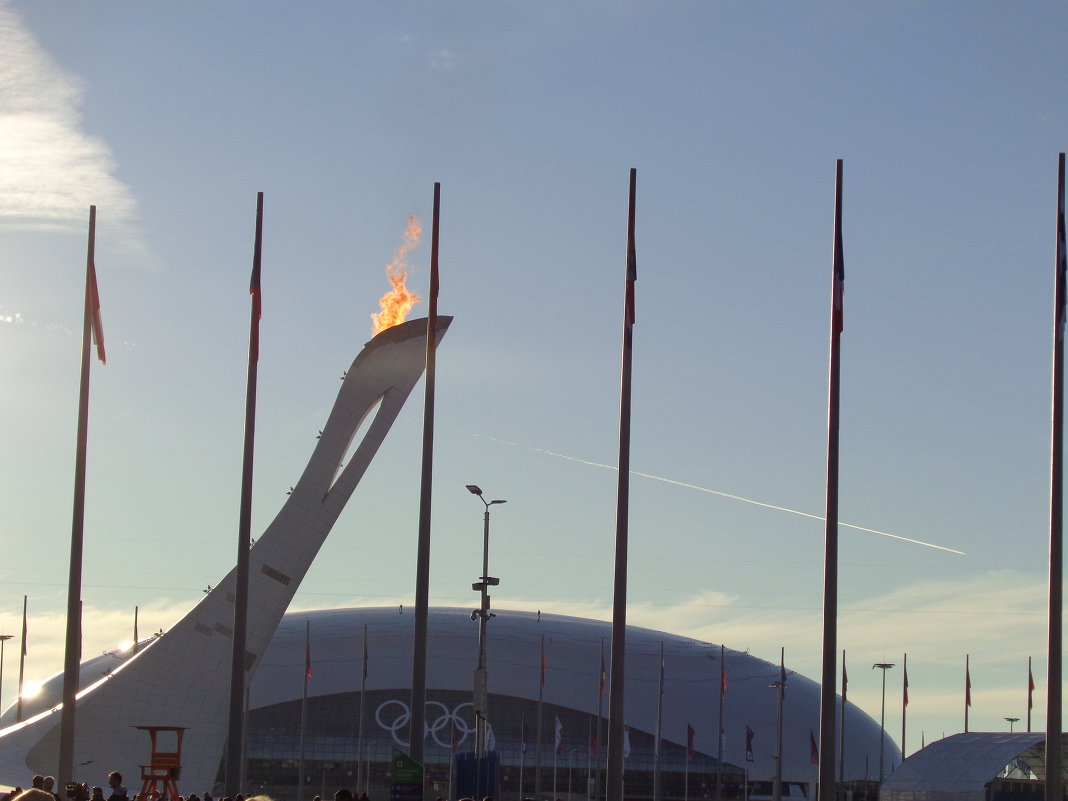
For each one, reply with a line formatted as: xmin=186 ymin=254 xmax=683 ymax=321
xmin=0 ymin=316 xmax=451 ymax=792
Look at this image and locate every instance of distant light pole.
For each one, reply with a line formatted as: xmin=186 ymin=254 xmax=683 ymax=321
xmin=873 ymin=663 xmax=895 ymax=784
xmin=467 ymin=484 xmax=506 ymax=762
xmin=0 ymin=635 xmax=11 ymax=713
xmin=1005 ymin=717 xmax=1020 ymax=733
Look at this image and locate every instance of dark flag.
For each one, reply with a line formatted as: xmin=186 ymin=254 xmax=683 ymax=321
xmin=745 ymin=726 xmax=754 ymax=763
xmin=810 ymin=730 xmax=819 ymax=765
xmin=86 ymin=217 xmax=106 ymax=364
xmin=686 ymin=724 xmax=695 ymax=762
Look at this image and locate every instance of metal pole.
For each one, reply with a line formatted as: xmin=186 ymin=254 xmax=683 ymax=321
xmin=0 ymin=635 xmax=11 ymax=716
xmin=410 ymin=182 xmax=442 ymax=782
xmin=16 ymin=596 xmax=26 ymax=722
xmin=872 ymin=664 xmax=894 ymax=784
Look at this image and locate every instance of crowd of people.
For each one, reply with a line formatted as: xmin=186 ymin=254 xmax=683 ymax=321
xmin=0 ymin=776 xmax=391 ymax=801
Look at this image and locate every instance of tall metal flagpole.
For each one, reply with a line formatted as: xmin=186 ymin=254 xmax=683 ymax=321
xmin=716 ymin=644 xmax=725 ymax=801
xmin=839 ymin=651 xmax=846 ymax=783
xmin=901 ymin=653 xmax=908 ymax=761
xmin=653 ymin=643 xmax=664 ymax=801
xmin=16 ymin=595 xmax=27 ymax=722
xmin=817 ymin=159 xmax=845 ymax=801
xmin=536 ymin=634 xmax=545 ymax=800
xmin=410 ymin=183 xmax=442 ymax=779
xmin=1046 ymin=152 xmax=1066 ymax=801
xmin=607 ymin=167 xmax=638 ymax=801
xmin=298 ymin=620 xmax=310 ymax=801
xmin=226 ymin=192 xmax=264 ymax=796
xmin=59 ymin=205 xmax=106 ymax=782
xmin=358 ymin=624 xmax=368 ymax=794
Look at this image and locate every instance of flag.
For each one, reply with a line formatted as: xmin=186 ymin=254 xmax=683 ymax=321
xmin=589 ymin=726 xmax=598 ymax=757
xmin=686 ymin=723 xmax=695 ymax=762
xmin=250 ymin=193 xmax=263 ymax=322
xmin=809 ymin=730 xmax=819 ymax=765
xmin=1057 ymin=154 xmax=1066 ymax=341
xmin=903 ymin=661 xmax=909 ymax=707
xmin=1029 ymin=666 xmax=1036 ymax=710
xmin=626 ymin=169 xmax=637 ymax=326
xmin=487 ymin=721 xmax=496 ymax=751
xmin=745 ymin=726 xmax=754 ymax=763
xmin=842 ymin=656 xmax=848 ymax=701
xmin=521 ymin=720 xmax=529 ymax=754
xmin=623 ymin=726 xmax=632 ymax=759
xmin=599 ymin=646 xmax=607 ymax=695
xmin=832 ymin=160 xmax=845 ymax=334
xmin=86 ymin=211 xmax=106 ymax=365
xmin=555 ymin=715 xmax=563 ymax=756
xmin=966 ymin=661 xmax=972 ymax=707
xmin=721 ymin=665 xmax=728 ymax=696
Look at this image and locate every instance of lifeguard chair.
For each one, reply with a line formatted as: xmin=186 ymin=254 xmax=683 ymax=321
xmin=135 ymin=726 xmax=186 ymax=801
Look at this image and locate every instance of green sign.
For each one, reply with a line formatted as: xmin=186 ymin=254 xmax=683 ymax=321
xmin=390 ymin=749 xmax=424 ymax=801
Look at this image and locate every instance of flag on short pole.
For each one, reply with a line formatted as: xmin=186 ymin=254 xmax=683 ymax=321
xmin=686 ymin=723 xmax=695 ymax=762
xmin=745 ymin=726 xmax=754 ymax=763
xmin=1029 ymin=664 xmax=1036 ymax=710
xmin=555 ymin=716 xmax=564 ymax=756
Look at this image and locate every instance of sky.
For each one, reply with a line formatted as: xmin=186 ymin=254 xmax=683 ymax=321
xmin=0 ymin=0 xmax=1066 ymax=763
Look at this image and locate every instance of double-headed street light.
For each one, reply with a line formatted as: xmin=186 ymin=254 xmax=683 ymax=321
xmin=873 ymin=663 xmax=895 ymax=784
xmin=466 ymin=485 xmax=506 ymax=761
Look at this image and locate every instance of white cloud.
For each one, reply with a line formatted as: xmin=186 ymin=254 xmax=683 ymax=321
xmin=429 ymin=49 xmax=457 ymax=72
xmin=0 ymin=1 xmax=137 ymax=233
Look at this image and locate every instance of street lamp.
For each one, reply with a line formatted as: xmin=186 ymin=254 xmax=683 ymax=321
xmin=1005 ymin=717 xmax=1020 ymax=733
xmin=0 ymin=635 xmax=11 ymax=714
xmin=466 ymin=484 xmax=506 ymax=762
xmin=873 ymin=663 xmax=895 ymax=784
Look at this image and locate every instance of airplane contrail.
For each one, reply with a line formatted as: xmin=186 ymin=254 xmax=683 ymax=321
xmin=473 ymin=434 xmax=966 ymax=556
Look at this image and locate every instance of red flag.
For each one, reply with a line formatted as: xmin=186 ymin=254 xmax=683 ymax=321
xmin=721 ymin=665 xmax=728 ymax=696
xmin=625 ymin=168 xmax=637 ymax=326
xmin=686 ymin=723 xmax=695 ymax=762
xmin=1057 ymin=154 xmax=1066 ymax=342
xmin=809 ymin=730 xmax=819 ymax=765
xmin=832 ymin=160 xmax=845 ymax=334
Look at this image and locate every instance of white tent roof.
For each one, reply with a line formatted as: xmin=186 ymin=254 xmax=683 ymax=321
xmin=881 ymin=732 xmax=1048 ymax=801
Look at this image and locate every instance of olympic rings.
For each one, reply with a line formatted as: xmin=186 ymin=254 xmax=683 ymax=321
xmin=374 ymin=699 xmax=475 ymax=748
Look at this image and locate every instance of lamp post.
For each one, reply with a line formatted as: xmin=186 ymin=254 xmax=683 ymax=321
xmin=466 ymin=484 xmax=506 ymax=762
xmin=0 ymin=635 xmax=11 ymax=714
xmin=1005 ymin=717 xmax=1020 ymax=733
xmin=873 ymin=663 xmax=895 ymax=784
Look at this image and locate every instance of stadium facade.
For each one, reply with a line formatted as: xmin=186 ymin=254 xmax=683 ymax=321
xmin=12 ymin=607 xmax=898 ymax=801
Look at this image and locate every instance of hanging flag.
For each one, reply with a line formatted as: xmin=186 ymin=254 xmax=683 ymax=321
xmin=745 ymin=726 xmax=754 ymax=763
xmin=1058 ymin=154 xmax=1067 ymax=342
xmin=623 ymin=725 xmax=632 ymax=759
xmin=250 ymin=193 xmax=263 ymax=322
xmin=832 ymin=164 xmax=845 ymax=334
xmin=842 ymin=657 xmax=848 ymax=700
xmin=903 ymin=661 xmax=909 ymax=707
xmin=521 ymin=720 xmax=529 ymax=754
xmin=486 ymin=721 xmax=496 ymax=752
xmin=686 ymin=723 xmax=695 ymax=762
xmin=966 ymin=660 xmax=972 ymax=708
xmin=809 ymin=730 xmax=819 ymax=765
xmin=599 ymin=646 xmax=607 ymax=695
xmin=86 ymin=209 xmax=106 ymax=364
xmin=721 ymin=664 xmax=728 ymax=696
xmin=555 ymin=715 xmax=564 ymax=756
xmin=626 ymin=169 xmax=637 ymax=326
xmin=1029 ymin=666 xmax=1036 ymax=711
xmin=589 ymin=726 xmax=598 ymax=757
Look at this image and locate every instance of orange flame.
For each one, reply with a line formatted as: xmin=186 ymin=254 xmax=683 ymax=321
xmin=371 ymin=214 xmax=424 ymax=335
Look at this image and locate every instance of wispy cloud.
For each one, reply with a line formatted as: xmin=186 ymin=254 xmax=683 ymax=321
xmin=429 ymin=49 xmax=458 ymax=72
xmin=0 ymin=1 xmax=137 ymax=233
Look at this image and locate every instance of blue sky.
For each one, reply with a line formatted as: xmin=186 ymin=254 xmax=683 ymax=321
xmin=1 ymin=0 xmax=1066 ymax=762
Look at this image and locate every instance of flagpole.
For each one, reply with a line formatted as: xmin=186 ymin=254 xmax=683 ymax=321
xmin=817 ymin=159 xmax=845 ymax=801
xmin=226 ymin=192 xmax=264 ymax=796
xmin=596 ymin=639 xmax=605 ymax=798
xmin=358 ymin=624 xmax=368 ymax=794
xmin=654 ymin=642 xmax=664 ymax=801
xmin=716 ymin=644 xmax=725 ymax=801
xmin=410 ymin=183 xmax=442 ymax=781
xmin=298 ymin=620 xmax=310 ymax=801
xmin=133 ymin=605 xmax=140 ymax=655
xmin=774 ymin=648 xmax=785 ymax=801
xmin=839 ymin=651 xmax=846 ymax=783
xmin=607 ymin=167 xmax=638 ymax=801
xmin=59 ymin=205 xmax=106 ymax=783
xmin=1047 ymin=152 xmax=1066 ymax=801
xmin=16 ymin=595 xmax=27 ymax=722
xmin=536 ymin=634 xmax=545 ymax=800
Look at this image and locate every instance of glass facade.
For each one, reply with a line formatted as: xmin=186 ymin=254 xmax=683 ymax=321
xmin=239 ymin=689 xmax=744 ymax=801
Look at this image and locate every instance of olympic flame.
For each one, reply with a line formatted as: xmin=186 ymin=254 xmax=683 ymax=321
xmin=371 ymin=214 xmax=423 ymax=335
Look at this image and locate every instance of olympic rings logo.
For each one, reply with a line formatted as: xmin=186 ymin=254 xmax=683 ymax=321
xmin=375 ymin=699 xmax=475 ymax=748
